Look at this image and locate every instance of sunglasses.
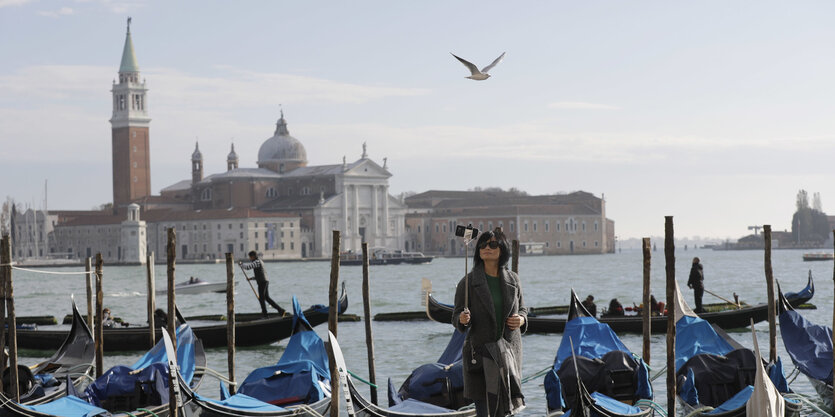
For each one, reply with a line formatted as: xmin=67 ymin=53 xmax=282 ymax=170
xmin=479 ymin=241 xmax=500 ymax=250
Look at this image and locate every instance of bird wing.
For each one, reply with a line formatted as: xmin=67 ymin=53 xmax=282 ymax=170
xmin=481 ymin=52 xmax=506 ymax=73
xmin=450 ymin=53 xmax=481 ymax=75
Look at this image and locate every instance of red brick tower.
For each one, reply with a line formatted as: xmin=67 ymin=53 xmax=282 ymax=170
xmin=110 ymin=17 xmax=151 ymax=208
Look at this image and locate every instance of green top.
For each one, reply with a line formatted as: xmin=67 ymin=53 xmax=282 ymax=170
xmin=486 ymin=273 xmax=504 ymax=340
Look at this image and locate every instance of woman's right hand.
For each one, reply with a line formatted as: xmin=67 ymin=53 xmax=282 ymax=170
xmin=459 ymin=308 xmax=471 ymax=325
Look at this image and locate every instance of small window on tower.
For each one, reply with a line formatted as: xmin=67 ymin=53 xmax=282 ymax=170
xmin=133 ymin=176 xmax=137 ymax=183
xmin=133 ymin=162 xmax=137 ymax=168
xmin=132 ymin=131 xmax=136 ymax=138
xmin=133 ymin=146 xmax=137 ymax=152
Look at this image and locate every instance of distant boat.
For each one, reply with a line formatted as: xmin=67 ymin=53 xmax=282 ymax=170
xmin=802 ymin=252 xmax=834 ymax=262
xmin=156 ymin=277 xmax=233 ymax=295
xmin=340 ymin=248 xmax=433 ymax=266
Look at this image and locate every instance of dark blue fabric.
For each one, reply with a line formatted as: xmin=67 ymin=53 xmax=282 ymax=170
xmin=636 ymin=359 xmax=653 ymax=399
xmin=219 ymin=380 xmax=231 ymax=401
xmin=768 ymin=357 xmax=790 ymax=392
xmin=438 ymin=329 xmax=465 ymax=365
xmin=83 ymin=364 xmax=170 ymax=407
xmin=236 ymin=316 xmax=330 ymax=406
xmin=705 ymin=385 xmax=753 ymax=415
xmin=291 ymin=295 xmax=312 ymax=331
xmin=680 ymin=368 xmax=699 ymax=405
xmin=21 ymin=395 xmax=108 ymax=417
xmin=83 ymin=323 xmax=197 ymax=407
xmin=389 ymin=398 xmax=455 ymax=413
xmin=544 ymin=316 xmax=634 ymax=411
xmin=388 ymin=378 xmax=402 ymax=407
xmin=675 ymin=315 xmax=734 ymax=371
xmin=779 ymin=309 xmax=833 ymax=384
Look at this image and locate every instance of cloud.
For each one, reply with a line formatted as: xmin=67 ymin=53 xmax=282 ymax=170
xmin=548 ymin=101 xmax=620 ymax=110
xmin=0 ymin=0 xmax=32 ymax=7
xmin=37 ymin=7 xmax=75 ymax=17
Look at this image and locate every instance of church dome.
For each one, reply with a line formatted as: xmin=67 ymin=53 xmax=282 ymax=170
xmin=257 ymin=111 xmax=307 ymax=173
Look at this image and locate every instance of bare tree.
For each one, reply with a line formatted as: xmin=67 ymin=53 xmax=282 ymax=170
xmin=812 ymin=192 xmax=822 ymax=212
xmin=796 ymin=189 xmax=809 ymax=212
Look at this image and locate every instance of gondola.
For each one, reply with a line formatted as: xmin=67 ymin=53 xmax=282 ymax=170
xmin=328 ymin=332 xmax=476 ymax=417
xmin=777 ymin=283 xmax=834 ymax=409
xmin=544 ymin=290 xmax=654 ymax=417
xmin=0 ymin=320 xmax=206 ymax=417
xmin=425 ymin=275 xmax=814 ymax=333
xmin=6 ymin=300 xmax=94 ymax=406
xmin=12 ymin=282 xmax=347 ymax=351
xmin=179 ymin=296 xmax=332 ymax=417
xmin=673 ymin=283 xmax=801 ymax=416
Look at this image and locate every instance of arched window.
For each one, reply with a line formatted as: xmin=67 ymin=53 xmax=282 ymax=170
xmin=266 ymin=188 xmax=277 ymax=198
xmin=201 ymin=188 xmax=212 ymax=201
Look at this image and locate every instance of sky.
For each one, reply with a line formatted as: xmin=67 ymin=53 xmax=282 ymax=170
xmin=1 ymin=1 xmax=834 ymax=240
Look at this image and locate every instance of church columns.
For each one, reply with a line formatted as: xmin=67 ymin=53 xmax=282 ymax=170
xmin=382 ymin=185 xmax=389 ymax=246
xmin=342 ymin=185 xmax=348 ymax=250
xmin=371 ymin=185 xmax=379 ymax=245
xmin=352 ymin=185 xmax=360 ymax=249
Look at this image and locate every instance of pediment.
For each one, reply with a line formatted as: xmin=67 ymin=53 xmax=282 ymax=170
xmin=343 ymin=159 xmax=391 ymax=178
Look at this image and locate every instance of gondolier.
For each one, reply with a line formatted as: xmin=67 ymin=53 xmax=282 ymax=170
xmin=687 ymin=257 xmax=705 ymax=313
xmin=240 ymin=251 xmax=287 ymax=317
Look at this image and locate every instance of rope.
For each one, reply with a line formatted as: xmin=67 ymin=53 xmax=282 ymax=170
xmin=292 ymin=404 xmax=326 ymax=417
xmin=5 ymin=265 xmax=93 ymax=275
xmin=521 ymin=365 xmax=552 ymax=384
xmin=347 ymin=370 xmax=377 ymax=388
xmin=784 ymin=393 xmax=832 ymax=417
xmin=650 ymin=365 xmax=668 ymax=382
xmin=634 ymin=399 xmax=667 ymax=417
xmin=682 ymin=406 xmax=714 ymax=417
xmin=194 ymin=366 xmax=237 ymax=385
xmin=136 ymin=408 xmax=159 ymax=417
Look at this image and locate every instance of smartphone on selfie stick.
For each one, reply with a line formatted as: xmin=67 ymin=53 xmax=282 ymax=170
xmin=455 ymin=224 xmax=479 ymax=314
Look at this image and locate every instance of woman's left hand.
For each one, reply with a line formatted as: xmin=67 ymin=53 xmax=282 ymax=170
xmin=506 ymin=314 xmax=525 ymax=331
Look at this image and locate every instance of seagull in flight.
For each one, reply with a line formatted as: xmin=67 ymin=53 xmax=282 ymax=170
xmin=451 ymin=52 xmax=506 ymax=81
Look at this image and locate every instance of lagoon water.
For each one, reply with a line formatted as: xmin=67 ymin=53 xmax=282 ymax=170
xmin=10 ymin=247 xmax=834 ymax=416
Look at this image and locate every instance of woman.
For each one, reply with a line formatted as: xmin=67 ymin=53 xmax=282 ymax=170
xmin=453 ymin=228 xmax=527 ymax=416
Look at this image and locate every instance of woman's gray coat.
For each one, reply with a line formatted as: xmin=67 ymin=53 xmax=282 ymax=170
xmin=453 ymin=263 xmax=528 ymax=409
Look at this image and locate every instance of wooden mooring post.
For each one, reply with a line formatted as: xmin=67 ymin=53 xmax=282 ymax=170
xmin=664 ymin=217 xmax=676 ymax=417
xmin=329 ymin=230 xmax=341 ymax=417
xmin=146 ymin=252 xmax=156 ymax=347
xmin=95 ymin=253 xmax=104 ymax=378
xmin=642 ymin=237 xmax=651 ymax=363
xmin=166 ymin=228 xmax=178 ymax=417
xmin=1 ymin=234 xmax=20 ymax=401
xmin=361 ymin=242 xmax=378 ymax=405
xmin=225 ymin=252 xmax=236 ymax=395
xmin=0 ymin=235 xmax=7 ymax=396
xmin=85 ymin=257 xmax=93 ymax=330
xmin=763 ymin=225 xmax=777 ymax=362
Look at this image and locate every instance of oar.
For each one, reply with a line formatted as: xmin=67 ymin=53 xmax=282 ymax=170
xmin=703 ymin=288 xmax=740 ymax=309
xmin=237 ymin=262 xmax=261 ymax=302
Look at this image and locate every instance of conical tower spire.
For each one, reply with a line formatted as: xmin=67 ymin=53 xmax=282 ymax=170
xmin=119 ymin=17 xmax=140 ymax=74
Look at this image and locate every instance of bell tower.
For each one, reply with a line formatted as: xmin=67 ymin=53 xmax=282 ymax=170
xmin=110 ymin=17 xmax=151 ymax=208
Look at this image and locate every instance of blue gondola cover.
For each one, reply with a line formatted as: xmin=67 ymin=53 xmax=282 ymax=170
xmin=237 ymin=295 xmax=330 ymax=406
xmin=779 ymin=309 xmax=833 ymax=384
xmin=21 ymin=395 xmax=108 ymax=417
xmin=394 ymin=330 xmax=466 ymax=407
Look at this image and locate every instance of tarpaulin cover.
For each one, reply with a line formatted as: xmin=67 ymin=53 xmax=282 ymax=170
xmin=562 ymin=392 xmax=644 ymax=417
xmin=676 ymin=349 xmax=757 ymax=408
xmin=237 ymin=297 xmax=330 ymax=406
xmin=389 ymin=398 xmax=456 ymax=413
xmin=544 ymin=316 xmax=649 ymax=411
xmin=196 ymin=392 xmax=287 ymax=411
xmin=675 ymin=315 xmax=734 ymax=371
xmin=21 ymin=395 xmax=108 ymax=417
xmin=395 ymin=330 xmax=466 ymax=408
xmin=388 ymin=378 xmax=402 ymax=406
xmin=779 ymin=309 xmax=833 ymax=384
xmin=130 ymin=323 xmax=197 ymax=384
xmin=706 ymin=385 xmax=753 ymax=415
xmin=83 ymin=324 xmax=197 ymax=407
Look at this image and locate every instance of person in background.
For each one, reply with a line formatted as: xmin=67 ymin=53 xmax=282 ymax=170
xmin=688 ymin=257 xmax=705 ymax=313
xmin=454 ymin=228 xmax=527 ymax=416
xmin=102 ymin=308 xmax=116 ymax=328
xmin=581 ymin=294 xmax=597 ymax=317
xmin=606 ymin=298 xmax=625 ymax=317
xmin=240 ymin=251 xmax=287 ymax=318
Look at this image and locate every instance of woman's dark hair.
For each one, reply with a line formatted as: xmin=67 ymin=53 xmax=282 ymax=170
xmin=472 ymin=228 xmax=510 ymax=268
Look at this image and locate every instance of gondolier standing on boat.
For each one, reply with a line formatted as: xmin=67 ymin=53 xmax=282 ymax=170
xmin=240 ymin=251 xmax=287 ymax=317
xmin=454 ymin=228 xmax=527 ymax=417
xmin=688 ymin=256 xmax=705 ymax=313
